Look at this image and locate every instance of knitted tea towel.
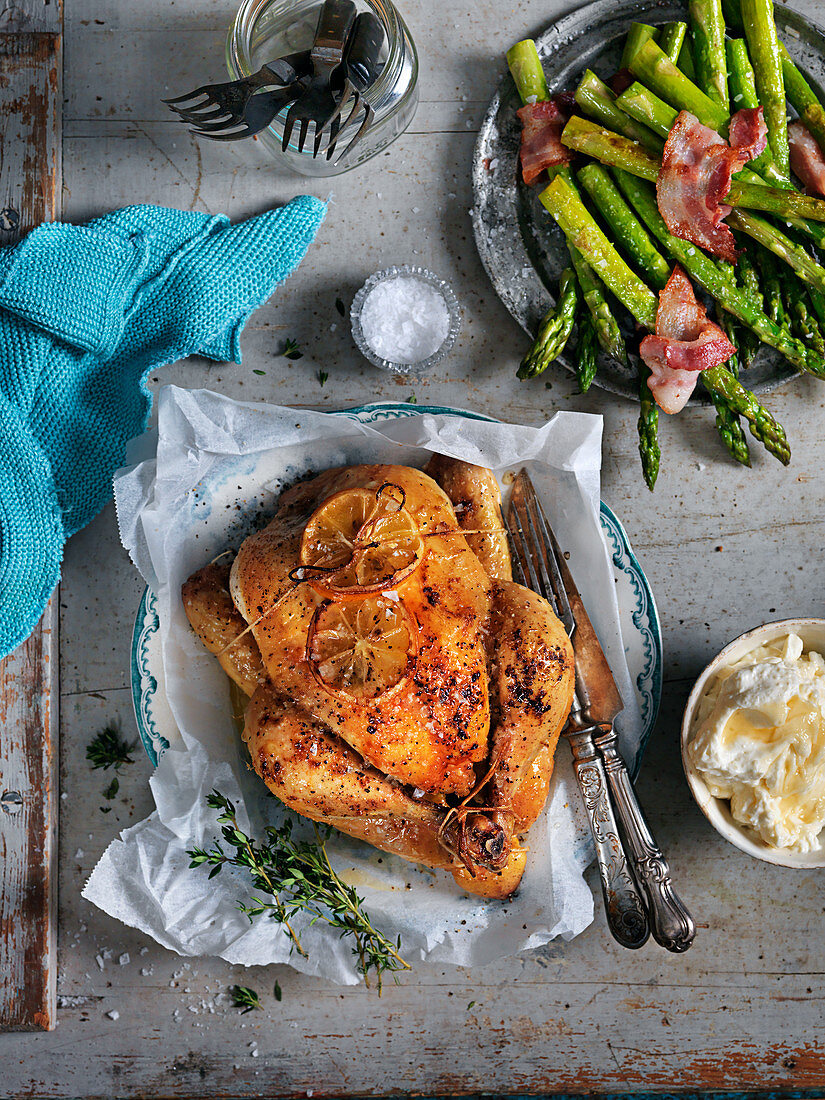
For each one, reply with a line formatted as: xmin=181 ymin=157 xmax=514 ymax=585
xmin=0 ymin=196 xmax=326 ymax=658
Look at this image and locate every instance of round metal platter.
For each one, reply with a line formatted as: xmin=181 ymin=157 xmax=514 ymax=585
xmin=471 ymin=0 xmax=825 ymax=401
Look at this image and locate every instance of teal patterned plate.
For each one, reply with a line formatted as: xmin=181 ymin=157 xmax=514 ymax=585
xmin=131 ymin=402 xmax=662 ymax=770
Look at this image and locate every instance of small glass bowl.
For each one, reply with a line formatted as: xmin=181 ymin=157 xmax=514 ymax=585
xmin=227 ymin=0 xmax=419 ymax=177
xmin=350 ymin=265 xmax=462 ymax=376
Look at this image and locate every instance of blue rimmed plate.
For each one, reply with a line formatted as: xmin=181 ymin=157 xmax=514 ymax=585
xmin=130 ymin=402 xmax=662 ymax=769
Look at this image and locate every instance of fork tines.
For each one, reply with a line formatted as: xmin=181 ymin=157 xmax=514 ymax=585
xmin=504 ymin=469 xmax=576 ymax=636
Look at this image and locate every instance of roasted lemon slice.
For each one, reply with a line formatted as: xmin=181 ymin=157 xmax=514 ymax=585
xmin=300 ymin=485 xmax=423 ymax=595
xmin=306 ymin=596 xmax=417 ymax=700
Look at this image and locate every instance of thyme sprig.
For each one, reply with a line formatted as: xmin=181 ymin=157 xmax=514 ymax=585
xmin=229 ymin=985 xmax=261 ymax=1013
xmin=87 ymin=724 xmax=136 ymax=771
xmin=188 ymin=791 xmax=410 ymax=991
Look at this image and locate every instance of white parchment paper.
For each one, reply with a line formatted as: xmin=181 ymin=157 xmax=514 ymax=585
xmin=84 ymin=385 xmax=643 ymax=982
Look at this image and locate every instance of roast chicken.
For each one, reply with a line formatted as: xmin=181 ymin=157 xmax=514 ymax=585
xmin=182 ymin=458 xmax=575 ymax=899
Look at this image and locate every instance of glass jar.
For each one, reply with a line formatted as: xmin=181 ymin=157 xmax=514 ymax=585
xmin=227 ymin=0 xmax=419 ymax=177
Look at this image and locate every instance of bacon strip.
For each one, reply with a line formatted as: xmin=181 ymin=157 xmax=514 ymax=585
xmin=657 ymin=108 xmax=768 ymax=261
xmin=789 ymin=119 xmax=825 ymax=197
xmin=640 ymin=266 xmax=735 ymax=414
xmin=517 ymin=98 xmax=573 ymax=185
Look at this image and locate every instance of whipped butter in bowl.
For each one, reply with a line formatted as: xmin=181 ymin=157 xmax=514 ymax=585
xmin=681 ymin=619 xmax=825 ymax=867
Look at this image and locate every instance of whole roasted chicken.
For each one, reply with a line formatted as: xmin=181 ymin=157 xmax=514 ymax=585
xmin=182 ymin=459 xmax=574 ymax=899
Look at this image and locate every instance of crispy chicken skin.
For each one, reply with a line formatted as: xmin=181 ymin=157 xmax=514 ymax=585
xmin=231 ymin=465 xmax=492 ymax=797
xmin=244 ymin=685 xmax=503 ymax=874
xmin=182 ymin=460 xmax=575 ymax=899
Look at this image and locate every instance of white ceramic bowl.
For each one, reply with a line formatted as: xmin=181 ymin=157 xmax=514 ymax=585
xmin=681 ymin=618 xmax=825 ymax=868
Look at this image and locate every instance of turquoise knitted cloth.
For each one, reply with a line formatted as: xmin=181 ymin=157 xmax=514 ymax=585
xmin=0 ymin=196 xmax=326 ymax=658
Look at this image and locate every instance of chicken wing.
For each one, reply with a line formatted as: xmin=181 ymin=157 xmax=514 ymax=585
xmin=425 ymin=455 xmax=512 ymax=581
xmin=181 ymin=562 xmax=265 ymax=697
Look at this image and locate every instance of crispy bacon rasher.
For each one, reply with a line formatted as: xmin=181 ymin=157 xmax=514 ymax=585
xmin=640 ymin=266 xmax=736 ymax=414
xmin=516 ymin=97 xmax=573 ymax=185
xmin=656 ymin=108 xmax=767 ymax=262
xmin=788 ymin=120 xmax=825 ymax=198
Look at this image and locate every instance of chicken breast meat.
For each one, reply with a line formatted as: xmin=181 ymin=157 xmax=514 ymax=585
xmin=182 ymin=459 xmax=575 ymax=899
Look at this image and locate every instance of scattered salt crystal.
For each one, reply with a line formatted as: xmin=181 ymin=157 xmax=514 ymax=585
xmin=251 ymin=1049 xmax=259 ymax=1058
xmin=188 ymin=1005 xmax=199 ymax=1014
xmin=119 ymin=953 xmax=130 ymax=966
xmin=96 ymin=954 xmax=105 ymax=970
xmin=74 ymin=848 xmax=84 ymax=860
xmin=359 ymin=276 xmax=451 ymax=364
xmin=106 ymin=1010 xmax=120 ymax=1021
xmin=140 ymin=967 xmax=153 ymax=977
xmin=139 ymin=947 xmax=148 ymax=956
xmin=412 ymin=206 xmax=420 ymax=213
xmin=61 ymin=792 xmax=68 ymax=800
xmin=448 ymin=192 xmax=456 ymax=199
xmin=526 ymin=94 xmax=538 ymax=105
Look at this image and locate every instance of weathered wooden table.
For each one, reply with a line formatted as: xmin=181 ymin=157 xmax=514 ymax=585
xmin=2 ymin=0 xmax=825 ymax=1093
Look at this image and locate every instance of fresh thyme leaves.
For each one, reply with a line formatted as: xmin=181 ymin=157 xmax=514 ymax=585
xmin=318 ymin=370 xmax=329 ymax=388
xmin=282 ymin=338 xmax=303 ymax=360
xmin=273 ymin=981 xmax=282 ymax=1002
xmin=87 ymin=724 xmax=136 ymax=772
xmin=188 ymin=790 xmax=410 ymax=991
xmin=335 ymin=297 xmax=346 ymax=317
xmin=229 ymin=985 xmax=261 ymax=1014
xmin=103 ymin=776 xmax=119 ymax=800
xmin=253 ymin=369 xmax=266 ymax=376
xmin=406 ymin=393 xmax=418 ymax=404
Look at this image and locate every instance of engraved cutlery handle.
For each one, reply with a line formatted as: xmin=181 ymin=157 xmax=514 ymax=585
xmin=593 ymin=727 xmax=696 ymax=953
xmin=565 ymin=727 xmax=650 ymax=950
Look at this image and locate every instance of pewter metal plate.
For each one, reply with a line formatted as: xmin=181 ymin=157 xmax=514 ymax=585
xmin=471 ymin=0 xmax=825 ymax=400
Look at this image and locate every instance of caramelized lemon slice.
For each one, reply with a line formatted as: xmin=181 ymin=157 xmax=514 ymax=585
xmin=307 ymin=596 xmax=417 ymax=700
xmin=300 ymin=485 xmax=423 ymax=596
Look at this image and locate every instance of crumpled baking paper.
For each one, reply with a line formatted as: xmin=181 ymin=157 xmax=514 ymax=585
xmin=83 ymin=385 xmax=644 ymax=983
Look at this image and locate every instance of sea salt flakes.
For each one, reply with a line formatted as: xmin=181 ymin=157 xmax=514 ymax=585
xmin=359 ymin=277 xmax=450 ymax=364
xmin=106 ymin=1010 xmax=120 ymax=1021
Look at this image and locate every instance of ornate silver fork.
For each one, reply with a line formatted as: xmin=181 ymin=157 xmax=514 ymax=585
xmin=505 ymin=469 xmax=696 ymax=953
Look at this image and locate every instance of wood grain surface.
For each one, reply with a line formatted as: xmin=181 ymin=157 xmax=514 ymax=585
xmin=0 ymin=2 xmax=61 ymax=1034
xmin=1 ymin=0 xmax=825 ymax=1090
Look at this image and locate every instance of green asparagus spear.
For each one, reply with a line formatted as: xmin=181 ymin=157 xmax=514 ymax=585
xmin=611 ymin=169 xmax=825 ymax=383
xmin=577 ymin=162 xmax=671 ymax=289
xmin=690 ymin=0 xmax=729 ymax=108
xmin=702 ymin=363 xmax=791 ymax=463
xmin=574 ymin=70 xmax=663 ymax=153
xmin=538 ymin=174 xmax=660 ymax=328
xmin=726 ymin=38 xmax=759 ymax=109
xmin=659 ymin=22 xmax=688 ymax=65
xmin=783 ymin=274 xmax=825 ymax=355
xmin=730 ymin=209 xmax=825 ymax=296
xmin=677 ymin=37 xmax=697 ymax=81
xmin=567 ymin=241 xmax=629 ymax=365
xmin=638 ymin=364 xmax=661 ymax=490
xmin=629 ymin=38 xmax=729 ymax=133
xmin=726 ymin=38 xmax=774 ymax=173
xmin=576 ymin=308 xmax=599 ymax=391
xmin=616 ymin=82 xmax=677 ymax=138
xmin=517 ymin=268 xmax=579 ymax=379
xmin=760 ymin=247 xmax=788 ymax=326
xmin=621 ymin=23 xmax=658 ymax=70
xmin=741 ymin=0 xmax=790 ymax=180
xmin=506 ymin=39 xmax=550 ymax=105
xmin=707 ymin=316 xmax=751 ymax=465
xmin=735 ymin=251 xmax=762 ymax=365
xmin=779 ymin=42 xmax=825 ymax=153
xmin=561 ymin=116 xmax=661 ymax=180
